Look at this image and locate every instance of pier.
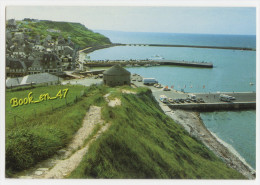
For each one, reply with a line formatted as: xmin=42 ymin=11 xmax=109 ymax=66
xmin=154 ymin=91 xmax=256 ymax=111
xmin=131 ymin=76 xmax=256 ymax=111
xmin=84 ymin=59 xmax=213 ymax=68
xmin=117 ymin=43 xmax=256 ymax=51
xmin=167 ymin=92 xmax=256 ymax=111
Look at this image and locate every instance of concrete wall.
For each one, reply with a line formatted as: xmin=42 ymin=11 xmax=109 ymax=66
xmin=168 ymin=102 xmax=256 ymax=111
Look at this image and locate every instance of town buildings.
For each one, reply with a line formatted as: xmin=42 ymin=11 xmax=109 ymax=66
xmin=5 ymin=19 xmax=77 ymax=79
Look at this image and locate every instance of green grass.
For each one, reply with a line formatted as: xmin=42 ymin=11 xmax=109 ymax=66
xmin=6 ymin=84 xmax=87 ymax=130
xmin=6 ymin=84 xmax=108 ymax=176
xmin=6 ymin=84 xmax=245 ymax=179
xmin=17 ymin=20 xmax=111 ymax=48
xmin=68 ymin=87 xmax=245 ymax=179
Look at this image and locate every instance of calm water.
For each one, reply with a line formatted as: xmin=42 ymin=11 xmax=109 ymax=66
xmin=91 ymin=31 xmax=256 ymax=169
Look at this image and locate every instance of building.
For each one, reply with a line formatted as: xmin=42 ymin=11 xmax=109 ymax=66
xmin=103 ymin=65 xmax=131 ymax=87
xmin=41 ymin=53 xmax=62 ymax=74
xmin=6 ymin=73 xmax=62 ymax=88
xmin=6 ymin=58 xmax=27 ymax=77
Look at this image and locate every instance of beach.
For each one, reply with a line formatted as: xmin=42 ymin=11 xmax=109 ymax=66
xmin=159 ymin=102 xmax=255 ymax=179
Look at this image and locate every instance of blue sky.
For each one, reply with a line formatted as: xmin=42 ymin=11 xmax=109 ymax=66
xmin=6 ymin=6 xmax=256 ymax=35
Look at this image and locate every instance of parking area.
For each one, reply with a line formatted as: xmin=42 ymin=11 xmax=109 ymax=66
xmin=131 ymin=75 xmax=256 ymax=105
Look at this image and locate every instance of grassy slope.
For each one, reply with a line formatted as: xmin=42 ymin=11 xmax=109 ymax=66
xmin=19 ymin=20 xmax=111 ymax=48
xmin=6 ymin=85 xmax=108 ymax=175
xmin=6 ymin=85 xmax=245 ymax=179
xmin=69 ymin=87 xmax=245 ymax=179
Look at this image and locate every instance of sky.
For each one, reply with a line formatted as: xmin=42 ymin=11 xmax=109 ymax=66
xmin=6 ymin=6 xmax=256 ymax=35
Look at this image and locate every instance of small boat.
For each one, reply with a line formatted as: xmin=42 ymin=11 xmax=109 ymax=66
xmin=144 ymin=64 xmax=152 ymax=67
xmin=250 ymin=82 xmax=254 ymax=85
xmin=148 ymin=55 xmax=164 ymax=60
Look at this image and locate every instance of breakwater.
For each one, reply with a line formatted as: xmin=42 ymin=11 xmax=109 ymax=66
xmin=168 ymin=102 xmax=256 ymax=111
xmin=84 ymin=59 xmax=213 ymax=68
xmin=116 ymin=43 xmax=256 ymax=51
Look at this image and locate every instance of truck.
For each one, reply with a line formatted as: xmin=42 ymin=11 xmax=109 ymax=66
xmin=159 ymin=95 xmax=168 ymax=103
xmin=143 ymin=78 xmax=158 ymax=85
xmin=219 ymin=94 xmax=231 ymax=102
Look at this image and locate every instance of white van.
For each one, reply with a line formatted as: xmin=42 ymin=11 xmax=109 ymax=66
xmin=188 ymin=94 xmax=196 ymax=100
xmin=219 ymin=94 xmax=231 ymax=102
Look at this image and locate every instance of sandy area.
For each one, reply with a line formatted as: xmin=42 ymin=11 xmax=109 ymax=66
xmin=163 ymin=106 xmax=255 ymax=179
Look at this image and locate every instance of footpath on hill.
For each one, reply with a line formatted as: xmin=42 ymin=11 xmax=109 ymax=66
xmin=18 ymin=106 xmax=109 ymax=179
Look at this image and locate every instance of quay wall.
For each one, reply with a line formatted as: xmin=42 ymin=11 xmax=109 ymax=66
xmin=168 ymin=102 xmax=256 ymax=111
xmin=84 ymin=60 xmax=213 ymax=68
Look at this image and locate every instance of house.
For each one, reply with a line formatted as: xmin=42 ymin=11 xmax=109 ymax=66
xmin=6 ymin=58 xmax=27 ymax=77
xmin=6 ymin=19 xmax=17 ymax=31
xmin=6 ymin=73 xmax=62 ymax=88
xmin=41 ymin=53 xmax=62 ymax=74
xmin=28 ymin=59 xmax=42 ymax=75
xmin=13 ymin=47 xmax=26 ymax=58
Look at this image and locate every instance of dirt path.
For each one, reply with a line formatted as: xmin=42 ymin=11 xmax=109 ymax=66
xmin=165 ymin=108 xmax=255 ymax=179
xmin=18 ymin=106 xmax=109 ymax=179
xmin=104 ymin=93 xmax=121 ymax=107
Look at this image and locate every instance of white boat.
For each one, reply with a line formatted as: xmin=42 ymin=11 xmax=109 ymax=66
xmin=148 ymin=55 xmax=164 ymax=60
xmin=144 ymin=64 xmax=152 ymax=67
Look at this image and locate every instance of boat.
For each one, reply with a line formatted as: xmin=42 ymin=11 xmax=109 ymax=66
xmin=148 ymin=54 xmax=165 ymax=60
xmin=144 ymin=64 xmax=152 ymax=67
xmin=250 ymin=82 xmax=254 ymax=85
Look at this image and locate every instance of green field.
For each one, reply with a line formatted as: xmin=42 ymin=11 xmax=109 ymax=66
xmin=6 ymin=84 xmax=245 ymax=179
xmin=6 ymin=84 xmax=108 ymax=176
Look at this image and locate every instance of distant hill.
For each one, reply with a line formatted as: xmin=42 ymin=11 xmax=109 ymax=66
xmin=17 ymin=20 xmax=111 ymax=48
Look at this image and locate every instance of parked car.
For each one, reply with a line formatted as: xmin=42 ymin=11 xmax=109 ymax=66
xmin=168 ymin=98 xmax=174 ymax=103
xmin=179 ymin=99 xmax=185 ymax=103
xmin=163 ymin=87 xmax=171 ymax=91
xmin=159 ymin=95 xmax=168 ymax=103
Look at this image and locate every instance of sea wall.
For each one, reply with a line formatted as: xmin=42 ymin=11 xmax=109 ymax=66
xmin=168 ymin=102 xmax=256 ymax=111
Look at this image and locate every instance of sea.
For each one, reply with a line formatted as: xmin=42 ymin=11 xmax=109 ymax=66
xmin=90 ymin=30 xmax=256 ymax=169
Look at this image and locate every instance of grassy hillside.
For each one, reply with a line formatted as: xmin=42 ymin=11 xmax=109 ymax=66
xmin=18 ymin=20 xmax=111 ymax=48
xmin=6 ymin=84 xmax=245 ymax=179
xmin=69 ymin=86 xmax=245 ymax=179
xmin=6 ymin=84 xmax=108 ymax=176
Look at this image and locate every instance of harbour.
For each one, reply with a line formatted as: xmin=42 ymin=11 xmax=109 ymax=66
xmin=86 ymin=31 xmax=256 ymax=170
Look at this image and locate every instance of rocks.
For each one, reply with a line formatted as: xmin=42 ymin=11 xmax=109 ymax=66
xmin=161 ymin=105 xmax=255 ymax=179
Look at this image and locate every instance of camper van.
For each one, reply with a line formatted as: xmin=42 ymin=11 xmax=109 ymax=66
xmin=219 ymin=94 xmax=231 ymax=102
xmin=159 ymin=95 xmax=168 ymax=103
xmin=143 ymin=78 xmax=158 ymax=85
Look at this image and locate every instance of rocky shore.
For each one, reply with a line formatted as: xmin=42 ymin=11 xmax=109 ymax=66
xmin=160 ymin=103 xmax=255 ymax=179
